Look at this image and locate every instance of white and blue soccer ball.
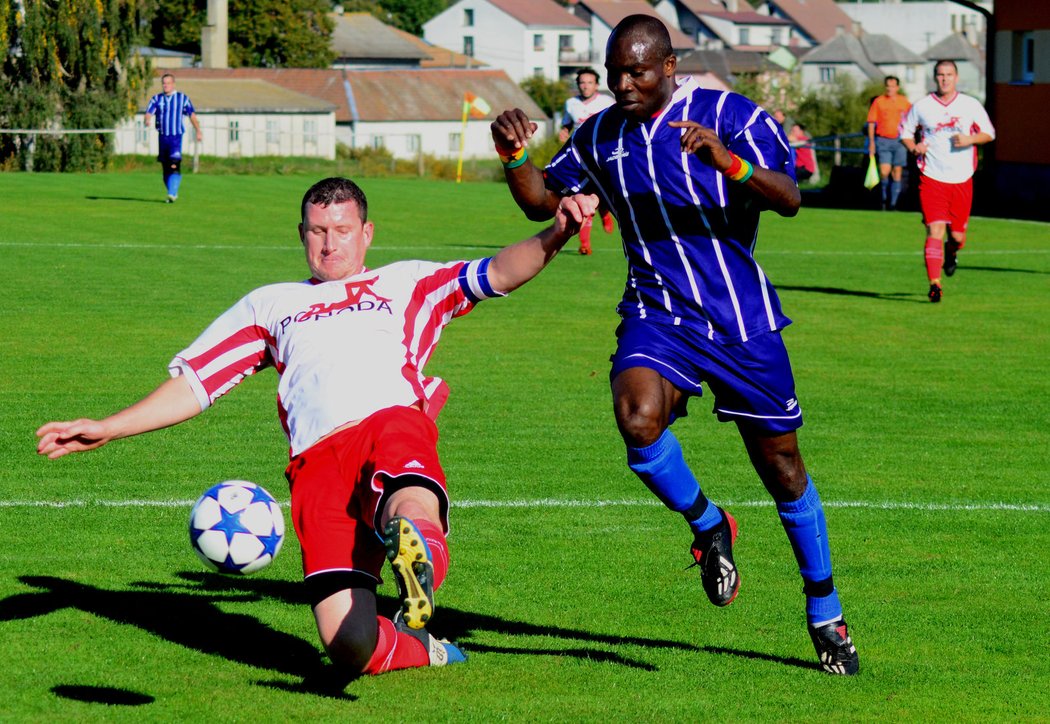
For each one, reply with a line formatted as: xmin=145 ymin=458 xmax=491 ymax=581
xmin=189 ymin=480 xmax=285 ymax=574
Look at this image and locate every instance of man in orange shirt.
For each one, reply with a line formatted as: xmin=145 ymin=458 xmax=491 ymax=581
xmin=867 ymin=76 xmax=911 ymax=210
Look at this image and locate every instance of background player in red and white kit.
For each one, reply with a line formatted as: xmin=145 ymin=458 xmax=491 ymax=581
xmin=900 ymin=59 xmax=995 ymax=302
xmin=558 ymin=67 xmax=616 ymax=254
xmin=37 ymin=177 xmax=598 ymax=679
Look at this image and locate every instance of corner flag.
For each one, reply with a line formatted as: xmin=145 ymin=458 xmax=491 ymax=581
xmin=463 ymin=92 xmax=491 ymax=119
xmin=457 ymin=92 xmax=491 ymax=183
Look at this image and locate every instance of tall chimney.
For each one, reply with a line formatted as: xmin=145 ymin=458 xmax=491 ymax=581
xmin=201 ymin=0 xmax=228 ymax=68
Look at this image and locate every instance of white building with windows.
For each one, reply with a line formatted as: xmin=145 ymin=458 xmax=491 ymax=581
xmin=799 ymin=30 xmax=927 ymax=99
xmin=423 ymin=0 xmax=591 ymax=82
xmin=116 ymin=78 xmax=337 ymax=159
xmin=839 ymin=0 xmax=991 ymax=56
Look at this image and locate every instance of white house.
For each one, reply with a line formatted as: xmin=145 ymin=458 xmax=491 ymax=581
xmin=839 ymin=0 xmax=990 ymax=56
xmin=116 ymin=78 xmax=338 ymax=159
xmin=144 ymin=67 xmax=546 ymax=161
xmin=799 ymin=30 xmax=927 ymax=100
xmin=424 ymin=0 xmax=591 ymax=82
xmin=570 ymin=0 xmax=697 ymax=79
xmin=655 ymin=0 xmax=794 ymax=51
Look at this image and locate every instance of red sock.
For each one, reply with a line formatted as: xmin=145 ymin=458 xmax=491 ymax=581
xmin=362 ymin=615 xmax=430 ymax=675
xmin=924 ymin=236 xmax=943 ymax=282
xmin=415 ymin=519 xmax=449 ymax=591
xmin=579 ymin=215 xmax=593 ymax=248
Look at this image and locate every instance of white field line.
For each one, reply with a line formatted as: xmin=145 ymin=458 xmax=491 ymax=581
xmin=0 ymin=240 xmax=1047 ymax=256
xmin=0 ymin=497 xmax=1046 ymax=513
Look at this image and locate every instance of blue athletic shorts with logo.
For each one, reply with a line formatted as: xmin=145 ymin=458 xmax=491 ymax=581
xmin=874 ymin=135 xmax=906 ymax=167
xmin=157 ymin=134 xmax=183 ymax=164
xmin=609 ymin=318 xmax=804 ymax=434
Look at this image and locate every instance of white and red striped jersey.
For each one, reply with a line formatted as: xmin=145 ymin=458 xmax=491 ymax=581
xmin=169 ymin=257 xmax=501 ymax=457
xmin=562 ymin=92 xmax=615 ymax=133
xmin=899 ymin=92 xmax=994 ymax=184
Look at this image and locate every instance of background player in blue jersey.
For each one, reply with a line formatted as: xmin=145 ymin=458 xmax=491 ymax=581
xmin=490 ymin=14 xmax=859 ymax=675
xmin=144 ymin=73 xmax=203 ymax=203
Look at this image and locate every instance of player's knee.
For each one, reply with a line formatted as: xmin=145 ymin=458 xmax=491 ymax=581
xmin=615 ymin=399 xmax=666 ymax=447
xmin=323 ymin=629 xmax=374 ymax=673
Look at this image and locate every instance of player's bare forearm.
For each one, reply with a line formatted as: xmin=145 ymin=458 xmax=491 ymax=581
xmin=492 ymin=108 xmax=562 ymax=221
xmin=488 ymin=194 xmax=598 ymax=293
xmin=36 ymin=375 xmax=202 ymax=459
xmin=747 ymin=166 xmax=801 ymax=217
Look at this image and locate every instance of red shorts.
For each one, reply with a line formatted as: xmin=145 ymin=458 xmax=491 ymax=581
xmin=919 ymin=175 xmax=973 ymax=232
xmin=284 ymin=405 xmax=449 ymax=583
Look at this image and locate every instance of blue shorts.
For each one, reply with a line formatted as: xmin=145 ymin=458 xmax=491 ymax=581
xmin=874 ymin=136 xmax=906 ymax=167
xmin=609 ymin=318 xmax=803 ymax=434
xmin=158 ymin=134 xmax=183 ymax=164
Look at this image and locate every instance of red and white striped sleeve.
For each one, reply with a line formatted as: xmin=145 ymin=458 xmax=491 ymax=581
xmin=168 ymin=294 xmax=276 ymax=411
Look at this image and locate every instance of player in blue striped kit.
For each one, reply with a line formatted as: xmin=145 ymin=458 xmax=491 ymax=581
xmin=144 ymin=73 xmax=203 ymax=203
xmin=491 ymin=14 xmax=859 ymax=675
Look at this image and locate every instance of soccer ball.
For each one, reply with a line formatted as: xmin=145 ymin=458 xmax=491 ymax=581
xmin=189 ymin=480 xmax=285 ymax=574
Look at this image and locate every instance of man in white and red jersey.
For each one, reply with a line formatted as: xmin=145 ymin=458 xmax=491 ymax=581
xmin=37 ymin=177 xmax=598 ymax=680
xmin=900 ymin=59 xmax=995 ymax=302
xmin=559 ymin=67 xmax=617 ymax=254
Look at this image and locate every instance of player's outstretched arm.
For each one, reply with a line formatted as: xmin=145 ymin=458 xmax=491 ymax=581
xmin=491 ymin=108 xmax=563 ymax=222
xmin=487 ymin=194 xmax=598 ymax=294
xmin=36 ymin=375 xmax=203 ymax=460
xmin=669 ymin=120 xmax=801 ymax=217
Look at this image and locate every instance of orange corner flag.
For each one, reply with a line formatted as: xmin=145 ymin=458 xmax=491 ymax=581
xmin=463 ymin=92 xmax=491 ymax=119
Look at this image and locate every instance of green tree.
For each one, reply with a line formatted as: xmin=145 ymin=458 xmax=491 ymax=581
xmin=0 ymin=0 xmax=152 ymax=171
xmin=374 ymin=0 xmax=446 ymax=35
xmin=519 ymin=75 xmax=572 ymax=121
xmin=150 ymin=0 xmax=335 ymax=68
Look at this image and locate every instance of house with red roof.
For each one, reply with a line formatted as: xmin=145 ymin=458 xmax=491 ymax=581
xmin=423 ymin=0 xmax=592 ymax=82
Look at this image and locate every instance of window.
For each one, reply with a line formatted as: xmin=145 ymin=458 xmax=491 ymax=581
xmin=533 ymin=34 xmax=544 ymax=51
xmin=135 ymin=119 xmax=148 ymax=144
xmin=266 ymin=119 xmax=280 ymax=145
xmin=819 ymin=66 xmax=835 ymax=83
xmin=464 ymin=36 xmax=474 ymax=57
xmin=407 ymin=134 xmax=420 ymax=153
xmin=449 ymin=132 xmax=461 ymax=153
xmin=559 ymin=34 xmax=573 ymax=51
xmin=771 ymin=28 xmax=781 ymax=46
xmin=533 ymin=67 xmax=543 ymax=77
xmin=371 ymin=135 xmax=385 ymax=150
xmin=463 ymin=9 xmax=473 ymax=26
xmin=738 ymin=28 xmax=749 ymax=45
xmin=228 ymin=120 xmax=239 ymax=142
xmin=906 ymin=66 xmax=915 ymax=83
xmin=1015 ymin=31 xmax=1035 ymax=83
xmin=304 ymin=120 xmax=318 ymax=145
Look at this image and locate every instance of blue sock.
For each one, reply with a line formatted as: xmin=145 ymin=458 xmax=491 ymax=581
xmin=889 ymin=179 xmax=901 ymax=208
xmin=627 ymin=429 xmax=721 ymax=533
xmin=777 ymin=476 xmax=843 ymax=624
xmin=169 ymin=173 xmax=181 ymax=197
xmin=879 ymin=178 xmax=889 ymax=205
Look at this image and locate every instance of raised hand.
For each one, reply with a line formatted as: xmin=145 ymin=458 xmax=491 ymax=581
xmin=491 ymin=108 xmax=538 ymax=152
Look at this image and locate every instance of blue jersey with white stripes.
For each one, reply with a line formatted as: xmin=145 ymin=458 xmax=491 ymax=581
xmin=544 ymin=78 xmax=795 ymax=343
xmin=146 ymin=92 xmax=195 ymax=137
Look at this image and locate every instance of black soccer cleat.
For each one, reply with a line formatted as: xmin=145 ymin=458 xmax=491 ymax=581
xmin=943 ymin=239 xmax=960 ymax=276
xmin=809 ymin=617 xmax=859 ymax=675
xmin=383 ymin=517 xmax=435 ymax=630
xmin=928 ymin=283 xmax=942 ymax=303
xmin=688 ymin=508 xmax=740 ymax=607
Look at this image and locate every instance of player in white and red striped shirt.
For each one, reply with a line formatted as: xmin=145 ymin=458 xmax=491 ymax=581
xmin=900 ymin=59 xmax=995 ymax=302
xmin=37 ymin=177 xmax=598 ymax=679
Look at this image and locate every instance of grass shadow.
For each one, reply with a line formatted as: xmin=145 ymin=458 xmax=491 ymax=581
xmin=86 ymin=195 xmax=166 ymax=204
xmin=778 ymin=284 xmax=925 ymax=303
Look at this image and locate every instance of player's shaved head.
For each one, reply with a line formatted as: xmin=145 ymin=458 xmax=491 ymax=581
xmin=608 ymin=15 xmax=673 ymax=64
xmin=301 ymin=177 xmax=368 ymax=223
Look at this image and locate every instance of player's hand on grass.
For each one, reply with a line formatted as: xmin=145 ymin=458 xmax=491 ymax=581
xmin=36 ymin=419 xmax=112 ymax=459
xmin=668 ymin=121 xmax=732 ymax=172
xmin=554 ymin=194 xmax=600 ymax=239
xmin=491 ymin=109 xmax=537 ymax=151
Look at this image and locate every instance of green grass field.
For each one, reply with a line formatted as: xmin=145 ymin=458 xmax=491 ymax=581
xmin=1 ymin=172 xmax=1048 ymax=720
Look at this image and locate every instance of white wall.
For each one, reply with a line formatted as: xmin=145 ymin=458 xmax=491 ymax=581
xmin=840 ymin=1 xmax=989 ymax=55
xmin=116 ymin=112 xmax=337 ymax=159
xmin=424 ymin=0 xmax=588 ymax=82
xmin=348 ymin=119 xmax=548 ymax=160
